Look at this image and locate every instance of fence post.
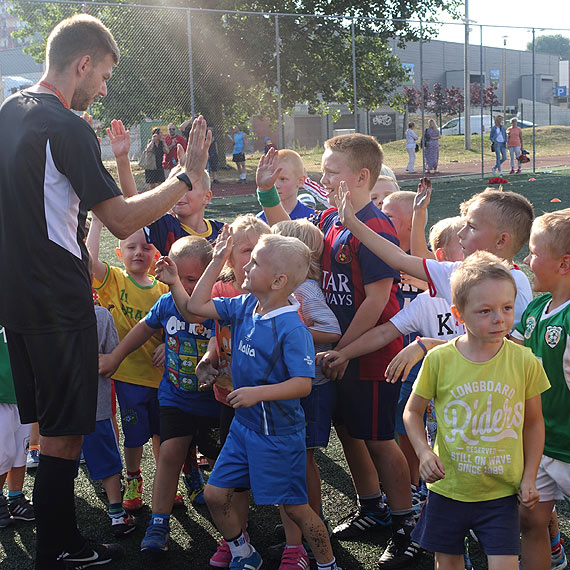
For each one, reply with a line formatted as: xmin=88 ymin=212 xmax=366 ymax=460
xmin=549 ymin=103 xmax=552 ymax=125
xmin=351 ymin=19 xmax=358 ymax=132
xmin=419 ymin=18 xmax=425 ymax=176
xmin=520 ymin=102 xmax=523 ymax=124
xmin=275 ymin=15 xmax=283 ymax=147
xmin=532 ymin=28 xmax=536 ymax=173
xmin=186 ymin=9 xmax=195 ymax=119
xmin=480 ymin=25 xmax=484 ymax=178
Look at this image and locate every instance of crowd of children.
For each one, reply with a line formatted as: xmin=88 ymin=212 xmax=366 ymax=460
xmin=2 ymin=125 xmax=570 ymax=570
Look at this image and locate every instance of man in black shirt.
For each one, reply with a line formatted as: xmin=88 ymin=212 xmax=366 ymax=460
xmin=0 ymin=14 xmax=210 ymax=570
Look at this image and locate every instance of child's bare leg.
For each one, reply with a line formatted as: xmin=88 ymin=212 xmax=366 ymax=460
xmin=279 ymin=504 xmax=302 ymax=545
xmin=434 ymin=552 xmax=465 ymax=569
xmin=0 ymin=473 xmax=7 ymax=488
xmin=306 ymin=448 xmax=322 ymax=515
xmin=124 ymin=446 xmax=144 ymax=473
xmin=520 ymin=500 xmax=555 ymax=570
xmin=101 ymin=473 xmax=122 ymax=505
xmin=488 ymin=555 xmax=518 ymax=570
xmin=204 ymin=484 xmax=242 ymax=538
xmin=397 ymin=433 xmax=420 ymax=487
xmin=6 ymin=466 xmax=25 ymax=492
xmin=283 ymin=504 xmax=334 ymax=564
xmin=151 ymin=436 xmax=191 ymax=514
xmin=234 ymin=489 xmax=250 ymax=531
xmin=152 ymin=434 xmax=160 ymax=464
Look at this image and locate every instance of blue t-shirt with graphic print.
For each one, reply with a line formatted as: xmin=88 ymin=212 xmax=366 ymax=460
xmin=212 ymin=293 xmax=315 ymax=436
xmin=145 ymin=293 xmax=219 ymax=417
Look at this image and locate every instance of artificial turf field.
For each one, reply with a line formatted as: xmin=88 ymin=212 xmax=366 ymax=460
xmin=3 ymin=169 xmax=570 ymax=569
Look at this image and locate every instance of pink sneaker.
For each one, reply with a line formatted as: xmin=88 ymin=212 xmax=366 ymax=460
xmin=278 ymin=545 xmax=310 ymax=570
xmin=210 ymin=540 xmax=231 ymax=567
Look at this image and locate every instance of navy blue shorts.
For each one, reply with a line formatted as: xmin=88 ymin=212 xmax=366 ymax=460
xmin=82 ymin=418 xmax=123 ymax=481
xmin=208 ymin=420 xmax=307 ymax=505
xmin=412 ymin=491 xmax=520 ymax=555
xmin=301 ymin=381 xmax=335 ymax=449
xmin=334 ymin=372 xmax=401 ymax=441
xmin=114 ymin=381 xmax=160 ymax=448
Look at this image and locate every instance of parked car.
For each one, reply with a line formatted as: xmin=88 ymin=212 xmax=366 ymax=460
xmin=441 ymin=115 xmax=491 ymax=135
xmin=515 ymin=119 xmax=535 ymax=129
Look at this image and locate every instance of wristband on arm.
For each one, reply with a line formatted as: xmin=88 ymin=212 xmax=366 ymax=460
xmin=415 ymin=336 xmax=428 ymax=356
xmin=257 ymin=185 xmax=281 ymax=208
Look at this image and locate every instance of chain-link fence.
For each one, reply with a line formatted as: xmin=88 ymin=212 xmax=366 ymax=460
xmin=3 ymin=0 xmax=570 ymax=184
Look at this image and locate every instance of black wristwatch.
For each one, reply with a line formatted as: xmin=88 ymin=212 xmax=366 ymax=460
xmin=176 ymin=172 xmax=193 ymax=190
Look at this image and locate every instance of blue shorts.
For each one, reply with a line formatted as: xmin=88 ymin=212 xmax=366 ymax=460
xmin=82 ymin=418 xmax=123 ymax=481
xmin=208 ymin=420 xmax=308 ymax=505
xmin=114 ymin=381 xmax=160 ymax=448
xmin=395 ymin=378 xmax=414 ymax=435
xmin=301 ymin=381 xmax=335 ymax=449
xmin=412 ymin=491 xmax=520 ymax=555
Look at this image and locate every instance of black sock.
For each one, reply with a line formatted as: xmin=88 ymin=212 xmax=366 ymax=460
xmin=392 ymin=509 xmax=415 ymax=530
xmin=358 ymin=492 xmax=382 ymax=512
xmin=34 ymin=454 xmax=85 ymax=567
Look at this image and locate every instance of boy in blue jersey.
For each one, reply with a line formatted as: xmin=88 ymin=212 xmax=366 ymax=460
xmin=156 ymin=230 xmax=340 ymax=570
xmin=99 ymin=236 xmax=219 ymax=553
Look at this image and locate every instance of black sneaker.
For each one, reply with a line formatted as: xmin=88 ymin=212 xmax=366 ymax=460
xmin=8 ymin=494 xmax=35 ymax=521
xmin=111 ymin=513 xmax=136 ymax=538
xmin=377 ymin=527 xmax=422 ymax=569
xmin=60 ymin=542 xmax=124 ymax=568
xmin=0 ymin=495 xmax=13 ymax=527
xmin=333 ymin=504 xmax=392 ymax=539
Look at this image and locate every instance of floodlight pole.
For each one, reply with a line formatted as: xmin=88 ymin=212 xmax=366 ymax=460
xmin=351 ymin=19 xmax=358 ymax=132
xmin=464 ymin=0 xmax=471 ymax=150
xmin=502 ymin=36 xmax=507 ymax=114
xmin=275 ymin=15 xmax=283 ymax=147
xmin=420 ymin=19 xmax=425 ymax=176
xmin=186 ymin=9 xmax=195 ymax=119
xmin=532 ymin=27 xmax=536 ymax=173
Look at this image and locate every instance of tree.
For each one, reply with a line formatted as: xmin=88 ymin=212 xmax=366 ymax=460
xmin=527 ymin=34 xmax=570 ymax=60
xmin=483 ymin=85 xmax=499 ymax=107
xmin=10 ymin=0 xmax=462 ymax=142
xmin=444 ymin=86 xmax=463 ymax=115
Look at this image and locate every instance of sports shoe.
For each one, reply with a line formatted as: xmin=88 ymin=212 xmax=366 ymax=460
xmin=60 ymin=541 xmax=124 ymax=568
xmin=0 ymin=496 xmax=13 ymax=527
xmin=377 ymin=526 xmax=422 ymax=568
xmin=333 ymin=504 xmax=392 ymax=539
xmin=210 ymin=539 xmax=231 ymax=567
xmin=140 ymin=520 xmax=169 ymax=552
xmin=278 ymin=545 xmax=310 ymax=570
xmin=26 ymin=448 xmax=40 ymax=470
xmin=123 ymin=476 xmax=143 ymax=511
xmin=510 ymin=168 xmax=515 ymax=174
xmin=8 ymin=494 xmax=35 ymax=521
xmin=229 ymin=548 xmax=262 ymax=570
xmin=173 ymin=492 xmax=185 ymax=508
xmin=111 ymin=513 xmax=136 ymax=538
xmin=492 ymin=166 xmax=497 ymax=175
xmin=552 ymin=545 xmax=568 ymax=570
xmin=183 ymin=468 xmax=206 ymax=505
xmin=516 ymin=168 xmax=521 ymax=174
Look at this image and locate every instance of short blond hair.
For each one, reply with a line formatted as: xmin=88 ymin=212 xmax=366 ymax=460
xmin=383 ymin=190 xmax=415 ymax=209
xmin=451 ymin=251 xmax=516 ymax=311
xmin=219 ymin=214 xmax=271 ymax=282
xmin=277 ymin=149 xmax=305 ymax=180
xmin=46 ymin=14 xmax=119 ymax=72
xmin=325 ymin=134 xmax=383 ymax=189
xmin=169 ymin=236 xmax=212 ymax=268
xmin=429 ymin=216 xmax=463 ymax=252
xmin=532 ymin=208 xmax=570 ymax=257
xmin=257 ymin=234 xmax=311 ymax=292
xmin=272 ymin=219 xmax=324 ymax=282
xmin=460 ymin=189 xmax=534 ymax=255
xmin=374 ymin=175 xmax=400 ymax=192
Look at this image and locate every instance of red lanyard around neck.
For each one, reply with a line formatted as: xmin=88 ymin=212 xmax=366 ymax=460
xmin=39 ymin=80 xmax=70 ymax=110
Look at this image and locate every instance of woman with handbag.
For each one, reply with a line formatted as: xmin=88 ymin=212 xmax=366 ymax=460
xmin=423 ymin=119 xmax=441 ymax=174
xmin=507 ymin=118 xmax=523 ymax=174
xmin=405 ymin=122 xmax=418 ymax=173
xmin=490 ymin=115 xmax=507 ymax=175
xmin=143 ymin=127 xmax=167 ymax=189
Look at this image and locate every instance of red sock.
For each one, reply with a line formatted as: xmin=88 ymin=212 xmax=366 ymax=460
xmin=126 ymin=469 xmax=141 ymax=480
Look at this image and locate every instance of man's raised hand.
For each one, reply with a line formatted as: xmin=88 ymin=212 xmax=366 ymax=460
xmin=182 ymin=115 xmax=212 ymax=185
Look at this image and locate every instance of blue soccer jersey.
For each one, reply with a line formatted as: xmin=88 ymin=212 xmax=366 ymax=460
xmin=256 ymin=200 xmax=314 ymax=224
xmin=144 ymin=213 xmax=225 ymax=255
xmin=212 ymin=294 xmax=315 ymax=436
xmin=145 ymin=293 xmax=219 ymax=417
xmin=312 ymin=202 xmax=403 ymax=380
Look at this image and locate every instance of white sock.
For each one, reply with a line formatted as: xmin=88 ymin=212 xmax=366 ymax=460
xmin=317 ymin=558 xmax=338 ymax=570
xmin=227 ymin=532 xmax=253 ymax=559
xmin=240 ymin=173 xmax=246 ymax=180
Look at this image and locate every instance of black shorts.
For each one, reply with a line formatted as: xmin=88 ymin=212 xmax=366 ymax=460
xmin=159 ymin=406 xmax=220 ymax=459
xmin=333 ymin=364 xmax=401 ymax=441
xmin=232 ymin=152 xmax=245 ymax=163
xmin=145 ymin=168 xmax=166 ymax=184
xmin=5 ymin=325 xmax=98 ymax=437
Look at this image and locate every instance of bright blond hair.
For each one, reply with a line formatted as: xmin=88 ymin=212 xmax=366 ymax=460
xmin=277 ymin=149 xmax=305 ymax=180
xmin=272 ymin=219 xmax=324 ymax=282
xmin=169 ymin=235 xmax=212 ymax=268
xmin=532 ymin=208 xmax=570 ymax=257
xmin=429 ymin=216 xmax=463 ymax=252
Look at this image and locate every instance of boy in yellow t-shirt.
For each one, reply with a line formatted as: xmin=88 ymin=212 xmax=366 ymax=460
xmin=87 ymin=216 xmax=167 ymax=511
xmin=404 ymin=252 xmax=550 ymax=570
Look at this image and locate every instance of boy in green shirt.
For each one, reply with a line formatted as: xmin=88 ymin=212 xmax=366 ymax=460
xmin=511 ymin=208 xmax=570 ymax=570
xmin=404 ymin=252 xmax=550 ymax=570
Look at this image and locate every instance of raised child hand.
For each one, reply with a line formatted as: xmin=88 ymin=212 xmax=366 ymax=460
xmin=212 ymin=225 xmax=233 ymax=264
xmin=155 ymin=255 xmax=180 ymax=286
xmin=226 ymin=386 xmax=261 ymax=408
xmin=336 ymin=180 xmax=356 ymax=229
xmin=384 ymin=341 xmax=425 ymax=383
xmin=413 ymin=178 xmax=432 ymax=211
xmin=256 ymin=147 xmax=282 ymax=191
xmin=107 ymin=119 xmax=130 ymax=159
xmin=182 ymin=115 xmax=212 ymax=185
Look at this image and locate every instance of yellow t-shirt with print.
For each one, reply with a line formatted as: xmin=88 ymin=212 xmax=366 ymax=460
xmin=413 ymin=338 xmax=550 ymax=502
xmin=94 ymin=264 xmax=168 ymax=388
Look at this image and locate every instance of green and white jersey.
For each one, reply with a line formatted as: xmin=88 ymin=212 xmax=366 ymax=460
xmin=513 ymin=294 xmax=570 ymax=463
xmin=0 ymin=325 xmax=16 ymax=404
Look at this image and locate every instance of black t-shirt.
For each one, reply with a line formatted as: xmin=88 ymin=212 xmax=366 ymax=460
xmin=0 ymin=91 xmax=122 ymax=333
